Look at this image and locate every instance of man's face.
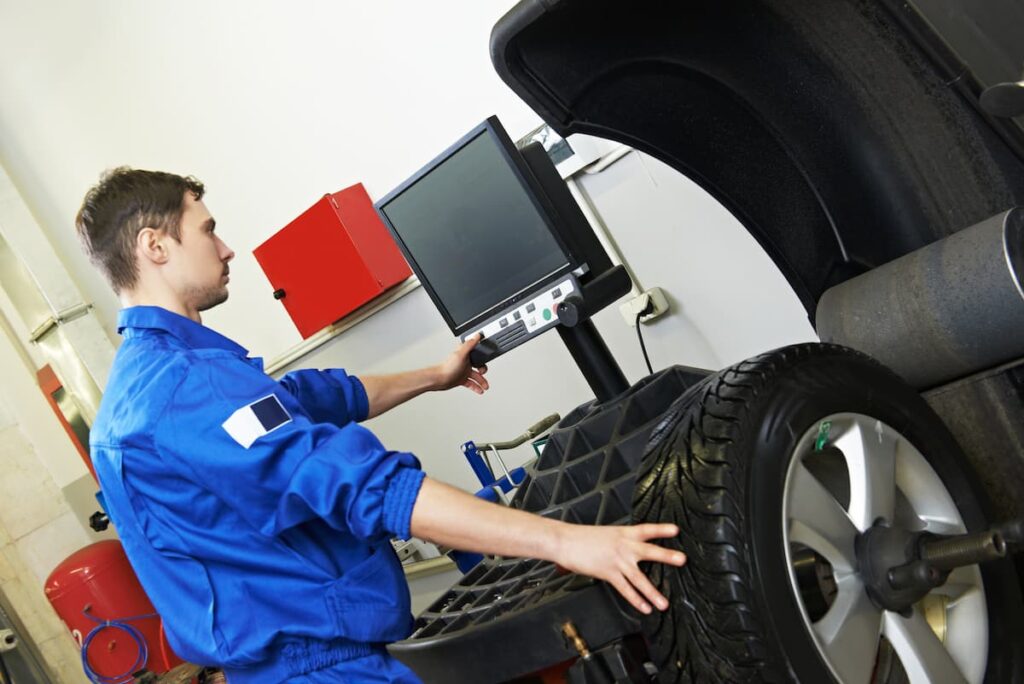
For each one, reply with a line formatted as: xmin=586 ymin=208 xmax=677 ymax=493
xmin=164 ymin=192 xmax=235 ymax=312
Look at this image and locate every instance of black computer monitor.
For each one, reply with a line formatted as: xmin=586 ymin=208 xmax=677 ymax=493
xmin=376 ymin=117 xmax=579 ymax=338
xmin=376 ymin=116 xmax=628 ymax=398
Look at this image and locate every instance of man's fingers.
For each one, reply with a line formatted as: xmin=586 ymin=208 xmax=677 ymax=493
xmin=461 ymin=379 xmax=484 ymax=395
xmin=469 ymin=370 xmax=489 ymax=391
xmin=461 ymin=371 xmax=490 ymax=394
xmin=626 ymin=566 xmax=669 ymax=611
xmin=631 ymin=523 xmax=680 ymax=541
xmin=610 ymin=576 xmax=651 ymax=614
xmin=640 ymin=543 xmax=686 ymax=567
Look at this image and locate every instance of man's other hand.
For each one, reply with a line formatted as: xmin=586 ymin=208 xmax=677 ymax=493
xmin=360 ymin=336 xmax=489 ymax=417
xmin=434 ymin=334 xmax=489 ymax=394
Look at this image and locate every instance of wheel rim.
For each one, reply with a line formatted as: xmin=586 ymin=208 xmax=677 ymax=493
xmin=781 ymin=413 xmax=988 ymax=684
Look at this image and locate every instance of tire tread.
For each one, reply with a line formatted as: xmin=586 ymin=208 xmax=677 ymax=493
xmin=633 ymin=343 xmax=880 ymax=682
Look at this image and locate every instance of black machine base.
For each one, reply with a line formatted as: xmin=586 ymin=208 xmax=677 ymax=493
xmin=388 ymin=365 xmax=709 ymax=682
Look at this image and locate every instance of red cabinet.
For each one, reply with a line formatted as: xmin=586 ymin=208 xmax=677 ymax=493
xmin=254 ymin=183 xmax=412 ymax=338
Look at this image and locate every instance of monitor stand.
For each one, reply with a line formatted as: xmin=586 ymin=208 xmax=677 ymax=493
xmin=557 ymin=320 xmax=629 ymax=403
xmin=552 ymin=265 xmax=631 ymax=403
xmin=515 ymin=142 xmax=633 ymax=404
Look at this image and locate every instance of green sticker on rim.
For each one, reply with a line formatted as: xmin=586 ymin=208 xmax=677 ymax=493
xmin=814 ymin=421 xmax=832 ymax=451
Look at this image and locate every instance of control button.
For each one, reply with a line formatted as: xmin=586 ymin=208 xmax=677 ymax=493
xmin=542 ymin=308 xmax=552 ymax=321
xmin=552 ymin=287 xmax=562 ymax=298
xmin=499 ymin=318 xmax=509 ymax=328
xmin=513 ymin=311 xmax=522 ymax=321
xmin=528 ymin=317 xmax=536 ymax=327
xmin=526 ymin=302 xmax=536 ymax=313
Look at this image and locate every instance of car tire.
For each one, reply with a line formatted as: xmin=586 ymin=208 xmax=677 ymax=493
xmin=632 ymin=343 xmax=1023 ymax=683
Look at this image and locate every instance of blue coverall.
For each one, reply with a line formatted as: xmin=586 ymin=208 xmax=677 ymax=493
xmin=90 ymin=306 xmax=426 ymax=683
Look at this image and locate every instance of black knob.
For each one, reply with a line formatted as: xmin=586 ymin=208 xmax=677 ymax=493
xmin=556 ymin=296 xmax=585 ymax=327
xmin=273 ymin=289 xmax=286 ymax=300
xmin=89 ymin=511 xmax=110 ymax=532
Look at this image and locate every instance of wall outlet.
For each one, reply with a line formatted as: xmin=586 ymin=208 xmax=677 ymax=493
xmin=620 ymin=287 xmax=669 ymax=327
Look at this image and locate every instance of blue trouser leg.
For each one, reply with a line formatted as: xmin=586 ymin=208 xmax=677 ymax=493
xmin=288 ymin=653 xmax=423 ymax=683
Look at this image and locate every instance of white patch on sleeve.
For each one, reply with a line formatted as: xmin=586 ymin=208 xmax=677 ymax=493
xmin=221 ymin=394 xmax=292 ymax=449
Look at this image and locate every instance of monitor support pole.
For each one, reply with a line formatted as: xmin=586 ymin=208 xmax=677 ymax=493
xmin=557 ymin=320 xmax=629 ymax=403
xmin=519 ymin=139 xmax=632 ymax=402
xmin=552 ymin=267 xmax=632 ymax=404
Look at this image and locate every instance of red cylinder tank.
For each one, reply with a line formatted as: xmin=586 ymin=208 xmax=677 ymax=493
xmin=44 ymin=540 xmax=183 ymax=680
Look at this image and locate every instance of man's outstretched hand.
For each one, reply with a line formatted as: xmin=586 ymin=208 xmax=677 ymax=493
xmin=434 ymin=334 xmax=489 ymax=395
xmin=410 ymin=478 xmax=686 ymax=616
xmin=554 ymin=522 xmax=686 ymax=614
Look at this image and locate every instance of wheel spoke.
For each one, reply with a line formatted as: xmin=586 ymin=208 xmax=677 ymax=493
xmin=917 ymin=518 xmax=966 ymax=536
xmin=884 ymin=607 xmax=967 ymax=684
xmin=788 ymin=459 xmax=859 ymax=572
xmin=835 ymin=419 xmax=897 ymax=530
xmin=933 ymin=566 xmax=983 ymax=601
xmin=812 ymin=576 xmax=882 ymax=684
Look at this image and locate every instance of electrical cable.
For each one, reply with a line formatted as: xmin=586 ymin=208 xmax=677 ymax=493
xmin=635 ymin=311 xmax=654 ymax=375
xmin=80 ymin=608 xmax=156 ymax=684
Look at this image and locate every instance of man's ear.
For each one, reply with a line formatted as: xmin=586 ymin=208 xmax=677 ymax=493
xmin=136 ymin=227 xmax=169 ymax=265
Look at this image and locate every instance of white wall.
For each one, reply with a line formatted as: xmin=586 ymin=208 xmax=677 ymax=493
xmin=0 ymin=0 xmax=816 ymax=491
xmin=574 ymin=151 xmax=818 ymax=367
xmin=0 ymin=0 xmax=544 ymax=360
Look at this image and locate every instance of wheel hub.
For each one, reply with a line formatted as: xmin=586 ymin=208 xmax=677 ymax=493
xmin=856 ymin=523 xmax=938 ymax=614
xmin=857 ymin=521 xmax=1011 ymax=614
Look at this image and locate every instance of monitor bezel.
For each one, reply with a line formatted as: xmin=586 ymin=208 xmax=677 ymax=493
xmin=375 ymin=116 xmax=579 ymax=335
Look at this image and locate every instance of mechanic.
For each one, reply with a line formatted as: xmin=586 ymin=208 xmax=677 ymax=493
xmin=75 ymin=167 xmax=686 ymax=684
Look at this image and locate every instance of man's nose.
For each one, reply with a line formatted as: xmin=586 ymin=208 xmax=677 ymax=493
xmin=219 ymin=238 xmax=235 ymax=262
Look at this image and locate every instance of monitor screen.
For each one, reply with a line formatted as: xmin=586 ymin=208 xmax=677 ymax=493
xmin=378 ymin=125 xmax=571 ymax=332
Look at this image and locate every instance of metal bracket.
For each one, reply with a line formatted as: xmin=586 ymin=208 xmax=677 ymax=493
xmin=27 ymin=303 xmax=93 ymax=342
xmin=0 ymin=628 xmax=17 ymax=653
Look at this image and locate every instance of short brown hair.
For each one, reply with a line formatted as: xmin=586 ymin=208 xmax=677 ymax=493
xmin=75 ymin=167 xmax=205 ymax=292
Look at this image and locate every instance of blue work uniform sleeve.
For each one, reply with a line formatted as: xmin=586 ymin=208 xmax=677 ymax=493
xmin=276 ymin=368 xmax=370 ymax=426
xmin=156 ymin=351 xmax=424 ymax=542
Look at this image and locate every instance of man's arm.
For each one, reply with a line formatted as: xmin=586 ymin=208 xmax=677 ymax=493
xmin=361 ymin=335 xmax=489 ymax=419
xmin=409 ymin=478 xmax=686 ymax=614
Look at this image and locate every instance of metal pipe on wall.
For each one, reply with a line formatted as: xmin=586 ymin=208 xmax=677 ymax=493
xmin=816 ymin=208 xmax=1024 ymax=389
xmin=0 ymin=589 xmax=57 ymax=683
xmin=0 ymin=232 xmax=103 ymax=423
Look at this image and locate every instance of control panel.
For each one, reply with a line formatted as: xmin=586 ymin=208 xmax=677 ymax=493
xmin=464 ymin=276 xmax=577 ymax=366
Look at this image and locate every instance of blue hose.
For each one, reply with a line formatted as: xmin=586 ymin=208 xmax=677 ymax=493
xmin=80 ymin=608 xmax=156 ymax=684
